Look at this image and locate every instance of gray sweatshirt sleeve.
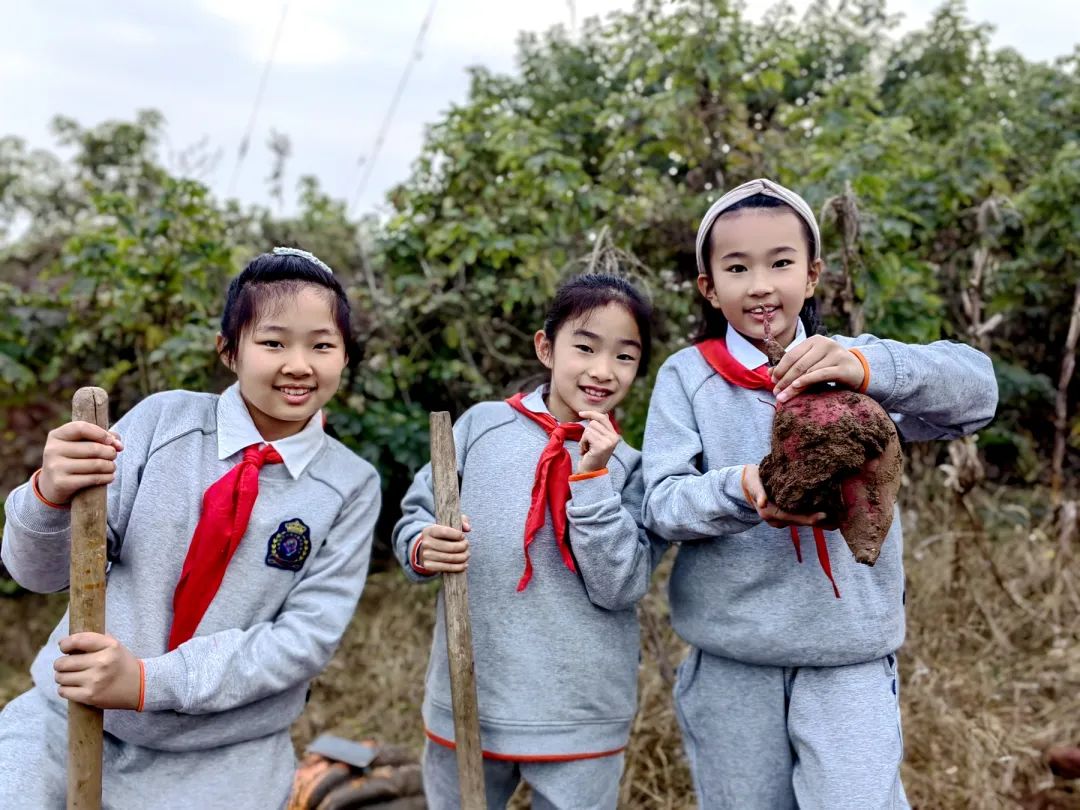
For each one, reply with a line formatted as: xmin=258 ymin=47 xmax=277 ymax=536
xmin=391 ymin=461 xmax=440 ymax=583
xmin=2 ymin=481 xmax=73 ymax=593
xmin=641 ymin=362 xmax=761 ymax=542
xmin=140 ymin=470 xmax=380 ymax=714
xmin=1 ymin=400 xmax=153 ymax=593
xmin=841 ymin=335 xmax=998 ymax=441
xmin=567 ymin=456 xmax=664 ymax=611
xmin=391 ymin=408 xmax=475 ymax=583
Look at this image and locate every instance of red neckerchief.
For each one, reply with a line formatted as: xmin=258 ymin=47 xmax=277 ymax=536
xmin=170 ymin=444 xmax=284 ymax=649
xmin=505 ymin=392 xmax=620 ymax=592
xmin=697 ymin=337 xmax=773 ymax=389
xmin=697 ymin=338 xmax=840 ymax=599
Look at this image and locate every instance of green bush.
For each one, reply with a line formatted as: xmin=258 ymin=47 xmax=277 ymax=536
xmin=1 ymin=0 xmax=1078 ymax=552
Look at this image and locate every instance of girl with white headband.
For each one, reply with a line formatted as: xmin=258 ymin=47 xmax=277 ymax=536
xmin=0 ymin=248 xmax=381 ymax=808
xmin=641 ymin=179 xmax=998 ymax=808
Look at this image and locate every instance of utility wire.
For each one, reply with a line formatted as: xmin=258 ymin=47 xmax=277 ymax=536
xmin=348 ymin=0 xmax=438 ymax=214
xmin=228 ymin=2 xmax=289 ymax=196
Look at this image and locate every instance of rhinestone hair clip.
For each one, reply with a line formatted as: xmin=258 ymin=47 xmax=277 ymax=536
xmin=272 ymin=246 xmax=334 ymax=275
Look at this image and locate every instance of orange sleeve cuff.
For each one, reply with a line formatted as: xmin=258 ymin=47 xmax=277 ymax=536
xmin=32 ymin=469 xmax=70 ymax=510
xmin=741 ymin=465 xmax=756 ymax=508
xmin=569 ymin=467 xmax=608 ymax=482
xmin=850 ymin=348 xmax=870 ymax=394
xmin=411 ymin=535 xmax=432 ymax=575
xmin=136 ymin=659 xmax=146 ymax=712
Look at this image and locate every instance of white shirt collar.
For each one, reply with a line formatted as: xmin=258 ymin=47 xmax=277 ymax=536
xmin=725 ymin=319 xmax=807 ymax=370
xmin=520 ymin=384 xmax=589 ymax=425
xmin=216 ymin=383 xmax=326 ymax=479
xmin=521 ymin=385 xmax=554 ymax=417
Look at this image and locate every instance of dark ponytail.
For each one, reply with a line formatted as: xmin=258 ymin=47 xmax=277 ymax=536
xmin=544 ymin=273 xmax=653 ymax=375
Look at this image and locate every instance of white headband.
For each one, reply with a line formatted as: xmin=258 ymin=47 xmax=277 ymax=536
xmin=695 ymin=178 xmax=821 ymax=275
xmin=272 ymin=246 xmax=334 ymax=275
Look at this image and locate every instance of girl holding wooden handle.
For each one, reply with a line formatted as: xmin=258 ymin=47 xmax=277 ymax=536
xmin=393 ymin=273 xmax=664 ymax=809
xmin=0 ymin=248 xmax=381 ymax=809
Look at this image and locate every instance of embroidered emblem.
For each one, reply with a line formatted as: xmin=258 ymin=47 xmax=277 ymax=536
xmin=266 ymin=518 xmax=312 ymax=572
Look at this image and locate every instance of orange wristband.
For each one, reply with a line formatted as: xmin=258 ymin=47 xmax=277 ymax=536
xmin=136 ymin=659 xmax=146 ymax=712
xmin=31 ymin=469 xmax=70 ymax=510
xmin=741 ymin=466 xmax=756 ymax=508
xmin=850 ymin=349 xmax=871 ymax=394
xmin=569 ymin=467 xmax=608 ymax=482
xmin=411 ymin=535 xmax=432 ymax=575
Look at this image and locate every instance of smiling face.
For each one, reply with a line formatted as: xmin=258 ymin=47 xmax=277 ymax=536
xmin=534 ymin=301 xmax=642 ymax=423
xmin=218 ymin=284 xmax=348 ymax=441
xmin=697 ymin=207 xmax=822 ymax=351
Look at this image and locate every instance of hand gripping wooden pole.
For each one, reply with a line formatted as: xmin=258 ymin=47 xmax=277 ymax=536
xmin=68 ymin=387 xmax=109 ymax=810
xmin=429 ymin=412 xmax=486 ymax=809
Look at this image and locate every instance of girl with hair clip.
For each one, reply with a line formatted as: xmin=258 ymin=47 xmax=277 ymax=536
xmin=0 ymin=247 xmax=381 ymax=809
xmin=642 ymin=179 xmax=998 ymax=809
xmin=393 ymin=273 xmax=665 ymax=810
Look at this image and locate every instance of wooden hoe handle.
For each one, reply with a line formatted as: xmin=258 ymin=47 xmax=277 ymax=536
xmin=429 ymin=412 xmax=486 ymax=809
xmin=68 ymin=387 xmax=109 ymax=810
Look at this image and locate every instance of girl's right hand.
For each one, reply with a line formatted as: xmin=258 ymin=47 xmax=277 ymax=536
xmin=577 ymin=410 xmax=620 ymax=474
xmin=741 ymin=464 xmax=827 ymax=529
xmin=417 ymin=515 xmax=471 ymax=573
xmin=37 ymin=422 xmax=124 ymax=505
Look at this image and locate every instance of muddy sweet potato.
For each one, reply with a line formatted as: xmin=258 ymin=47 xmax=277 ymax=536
xmin=758 ymin=330 xmax=903 ymax=565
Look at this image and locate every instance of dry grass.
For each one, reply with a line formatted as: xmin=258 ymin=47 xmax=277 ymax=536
xmin=1 ymin=479 xmax=1077 ymax=808
xmin=898 ymin=480 xmax=1080 ymax=809
xmin=0 ymin=589 xmax=66 ymax=706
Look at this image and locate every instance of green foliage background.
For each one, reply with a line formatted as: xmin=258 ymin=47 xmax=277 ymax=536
xmin=2 ymin=0 xmax=1078 ymax=561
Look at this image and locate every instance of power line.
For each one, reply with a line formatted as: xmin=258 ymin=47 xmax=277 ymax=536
xmin=228 ymin=2 xmax=289 ymax=196
xmin=348 ymin=0 xmax=438 ymax=215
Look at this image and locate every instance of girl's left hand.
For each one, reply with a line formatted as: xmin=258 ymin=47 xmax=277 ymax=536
xmin=577 ymin=410 xmax=620 ymax=474
xmin=54 ymin=633 xmax=141 ymax=710
xmin=770 ymin=335 xmax=865 ymax=402
xmin=742 ymin=464 xmax=828 ymax=528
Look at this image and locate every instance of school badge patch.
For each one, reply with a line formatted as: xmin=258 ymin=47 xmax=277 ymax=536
xmin=265 ymin=518 xmax=312 ymax=572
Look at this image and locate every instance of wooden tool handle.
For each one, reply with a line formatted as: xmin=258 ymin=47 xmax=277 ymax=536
xmin=429 ymin=412 xmax=486 ymax=809
xmin=68 ymin=386 xmax=108 ymax=810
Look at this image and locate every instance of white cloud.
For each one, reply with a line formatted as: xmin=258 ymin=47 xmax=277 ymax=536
xmin=96 ymin=19 xmax=158 ymax=47
xmin=0 ymin=49 xmax=33 ymax=83
xmin=3 ymin=1 xmax=1076 ymax=216
xmin=198 ymin=0 xmax=357 ymax=67
xmin=430 ymin=0 xmax=628 ymax=53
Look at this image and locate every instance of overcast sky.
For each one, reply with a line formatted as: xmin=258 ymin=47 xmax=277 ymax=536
xmin=3 ymin=0 xmax=1076 ymax=216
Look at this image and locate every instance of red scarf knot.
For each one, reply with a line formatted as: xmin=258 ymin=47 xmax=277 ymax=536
xmin=507 ymin=392 xmax=624 ymax=592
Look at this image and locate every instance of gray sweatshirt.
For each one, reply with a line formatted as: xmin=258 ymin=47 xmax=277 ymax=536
xmin=642 ymin=334 xmax=997 ymax=667
xmin=392 ymin=388 xmax=663 ymax=758
xmin=2 ymin=387 xmax=380 ymax=752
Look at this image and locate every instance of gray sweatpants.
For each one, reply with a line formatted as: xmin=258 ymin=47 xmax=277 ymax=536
xmin=422 ymin=738 xmax=625 ymax=810
xmin=673 ymin=648 xmax=909 ymax=810
xmin=0 ymin=687 xmax=295 ymax=809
